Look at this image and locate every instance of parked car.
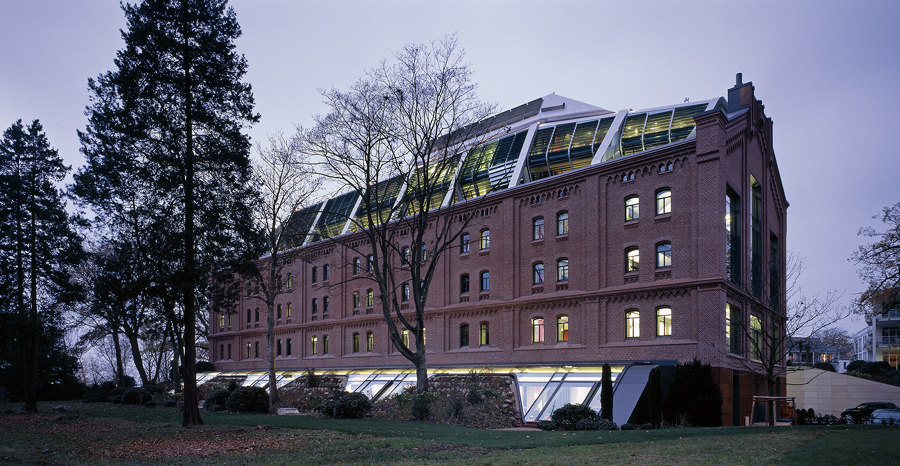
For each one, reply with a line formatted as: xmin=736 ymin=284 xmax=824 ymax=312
xmin=841 ymin=402 xmax=899 ymax=423
xmin=869 ymin=409 xmax=900 ymax=425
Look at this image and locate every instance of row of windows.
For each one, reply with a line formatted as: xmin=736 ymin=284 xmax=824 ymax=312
xmin=624 ymin=189 xmax=671 ymax=221
xmin=530 ymin=316 xmax=569 ymax=342
xmin=531 ymin=212 xmax=569 ymax=241
xmin=624 ymin=243 xmax=671 ymax=273
xmin=624 ymin=307 xmax=672 ymax=338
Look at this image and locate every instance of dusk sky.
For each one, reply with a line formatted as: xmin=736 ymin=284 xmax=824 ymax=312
xmin=2 ymin=0 xmax=897 ymax=334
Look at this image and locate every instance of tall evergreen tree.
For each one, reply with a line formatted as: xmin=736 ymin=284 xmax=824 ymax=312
xmin=0 ymin=119 xmax=83 ymax=411
xmin=75 ymin=0 xmax=259 ymax=425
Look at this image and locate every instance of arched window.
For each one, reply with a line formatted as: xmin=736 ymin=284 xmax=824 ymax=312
xmin=557 ymin=211 xmax=569 ymax=236
xmin=656 ymin=307 xmax=672 ymax=336
xmin=246 ymin=309 xmax=251 ymax=323
xmin=557 ymin=258 xmax=569 ymax=282
xmin=626 ymin=310 xmax=640 ymax=338
xmin=311 ymin=298 xmax=318 ymax=315
xmin=367 ymin=254 xmax=374 ymax=272
xmin=418 ymin=243 xmax=427 ymax=263
xmin=625 ymin=196 xmax=639 ymax=221
xmin=323 ymin=297 xmax=330 ymax=315
xmin=557 ymin=315 xmax=569 ymax=342
xmin=254 ymin=341 xmax=260 ymax=358
xmin=352 ymin=291 xmax=360 ymax=309
xmin=246 ymin=342 xmax=251 ymax=359
xmin=366 ymin=289 xmax=374 ymax=307
xmin=322 ymin=264 xmax=330 ymax=281
xmin=311 ymin=266 xmax=318 ymax=283
xmin=401 ymin=247 xmax=410 ymax=265
xmin=625 ymin=248 xmax=640 ymax=273
xmin=286 ymin=273 xmax=293 ymax=289
xmin=532 ymin=317 xmax=545 ymax=343
xmin=276 ymin=339 xmax=282 ymax=356
xmin=255 ymin=308 xmax=260 ymax=322
xmin=656 ymin=242 xmax=672 ymax=268
xmin=460 ymin=324 xmax=470 ymax=347
xmin=311 ymin=336 xmax=318 ymax=355
xmin=479 ymin=322 xmax=490 ymax=346
xmin=460 ymin=233 xmax=470 ymax=254
xmin=287 ymin=302 xmax=292 ymax=318
xmin=353 ymin=257 xmax=361 ymax=275
xmin=277 ymin=304 xmax=282 ymax=319
xmin=460 ymin=274 xmax=470 ymax=294
xmin=480 ymin=271 xmax=490 ymax=292
xmin=352 ymin=333 xmax=360 ymax=353
xmin=366 ymin=331 xmax=374 ymax=352
xmin=533 ymin=217 xmax=545 ymax=241
xmin=401 ymin=329 xmax=410 ymax=348
xmin=323 ymin=335 xmax=329 ymax=354
xmin=656 ymin=189 xmax=671 ymax=215
xmin=533 ymin=262 xmax=545 ymax=285
xmin=401 ymin=283 xmax=410 ymax=302
xmin=286 ymin=338 xmax=292 ymax=356
xmin=480 ymin=229 xmax=491 ymax=250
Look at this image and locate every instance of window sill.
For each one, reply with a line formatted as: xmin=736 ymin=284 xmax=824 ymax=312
xmin=655 ymin=270 xmax=672 ymax=280
xmin=624 ymin=274 xmax=639 ymax=284
xmin=478 ymin=293 xmax=490 ymax=301
xmin=532 ymin=239 xmax=544 ymax=246
xmin=654 ymin=215 xmax=671 ymax=224
xmin=531 ymin=286 xmax=544 ymax=294
xmin=479 ymin=249 xmax=490 ymax=256
xmin=556 ymin=234 xmax=568 ymax=242
xmin=459 ymin=252 xmax=470 ymax=259
xmin=556 ymin=282 xmax=569 ymax=291
xmin=624 ymin=221 xmax=639 ymax=230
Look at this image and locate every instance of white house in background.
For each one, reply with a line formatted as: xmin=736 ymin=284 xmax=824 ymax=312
xmin=853 ymin=294 xmax=900 ymax=369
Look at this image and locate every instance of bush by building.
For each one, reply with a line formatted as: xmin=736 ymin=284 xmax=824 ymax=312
xmin=320 ymin=392 xmax=372 ymax=419
xmin=120 ymin=387 xmax=152 ymax=405
xmin=665 ymin=359 xmax=722 ymax=427
xmin=812 ymin=362 xmax=835 ymax=372
xmin=226 ymin=386 xmax=269 ymax=413
xmin=204 ymin=389 xmax=232 ymax=411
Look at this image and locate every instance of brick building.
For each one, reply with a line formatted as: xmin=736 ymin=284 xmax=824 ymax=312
xmin=207 ymin=75 xmax=787 ymax=426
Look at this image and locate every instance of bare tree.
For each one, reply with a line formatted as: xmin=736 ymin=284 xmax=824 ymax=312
xmin=305 ymin=36 xmax=494 ymax=392
xmin=851 ymin=201 xmax=900 ymax=318
xmin=815 ymin=327 xmax=853 ymax=356
xmin=242 ymin=132 xmax=320 ymax=411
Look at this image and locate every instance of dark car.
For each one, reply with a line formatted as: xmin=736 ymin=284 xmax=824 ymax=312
xmin=841 ymin=402 xmax=899 ymax=423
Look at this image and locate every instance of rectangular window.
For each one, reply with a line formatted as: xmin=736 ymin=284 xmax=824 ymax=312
xmin=323 ymin=297 xmax=329 ymax=315
xmin=726 ymin=190 xmax=741 ymax=284
xmin=557 ymin=259 xmax=569 ymax=282
xmin=532 ymin=318 xmax=545 ymax=343
xmin=533 ymin=218 xmax=545 ymax=241
xmin=626 ymin=310 xmax=640 ymax=338
xmin=246 ymin=342 xmax=251 ymax=359
xmin=750 ymin=175 xmax=762 ymax=297
xmin=479 ymin=322 xmax=489 ymax=346
xmin=287 ymin=302 xmax=292 ymax=318
xmin=460 ymin=233 xmax=470 ymax=254
xmin=460 ymin=274 xmax=470 ymax=294
xmin=227 ymin=343 xmax=231 ymax=360
xmin=557 ymin=212 xmax=568 ymax=236
xmin=277 ymin=339 xmax=282 ymax=356
xmin=323 ymin=264 xmax=330 ymax=281
xmin=770 ymin=234 xmax=780 ymax=311
xmin=352 ymin=333 xmax=359 ymax=353
xmin=750 ymin=314 xmax=762 ymax=360
xmin=460 ymin=324 xmax=469 ymax=347
xmin=480 ymin=271 xmax=490 ymax=292
xmin=323 ymin=335 xmax=329 ymax=354
xmin=625 ymin=196 xmax=639 ymax=221
xmin=726 ymin=303 xmax=742 ymax=354
xmin=286 ymin=338 xmax=292 ymax=356
xmin=312 ymin=298 xmax=318 ymax=315
xmin=557 ymin=316 xmax=569 ymax=342
xmin=402 ymin=329 xmax=410 ymax=348
xmin=480 ymin=230 xmax=491 ymax=250
xmin=219 ymin=314 xmax=225 ymax=329
xmin=656 ymin=308 xmax=672 ymax=336
xmin=366 ymin=332 xmax=374 ymax=352
xmin=311 ymin=336 xmax=318 ymax=355
xmin=366 ymin=289 xmax=374 ymax=307
xmin=219 ymin=344 xmax=224 ymax=361
xmin=656 ymin=190 xmax=671 ymax=215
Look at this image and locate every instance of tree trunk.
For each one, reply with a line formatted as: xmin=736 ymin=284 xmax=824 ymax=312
xmin=125 ymin=328 xmax=150 ymax=386
xmin=112 ymin=325 xmax=125 ymax=386
xmin=24 ymin=188 xmax=38 ymax=412
xmin=266 ymin=254 xmax=279 ymax=412
xmin=415 ymin=360 xmax=429 ymax=393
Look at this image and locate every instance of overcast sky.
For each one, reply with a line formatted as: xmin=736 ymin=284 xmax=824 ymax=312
xmin=2 ymin=0 xmax=898 ymax=334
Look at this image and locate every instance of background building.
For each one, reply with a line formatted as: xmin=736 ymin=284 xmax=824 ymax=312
xmin=208 ymin=75 xmax=787 ymax=426
xmin=853 ymin=294 xmax=900 ymax=369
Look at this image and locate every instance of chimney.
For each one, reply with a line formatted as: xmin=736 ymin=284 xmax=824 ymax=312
xmin=727 ymin=72 xmax=753 ymax=112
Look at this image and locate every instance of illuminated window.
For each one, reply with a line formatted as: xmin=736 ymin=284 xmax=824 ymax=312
xmin=402 ymin=329 xmax=410 ymax=348
xmin=557 ymin=315 xmax=569 ymax=342
xmin=480 ymin=271 xmax=490 ymax=292
xmin=626 ymin=310 xmax=640 ymax=338
xmin=287 ymin=302 xmax=292 ymax=318
xmin=418 ymin=243 xmax=427 ymax=263
xmin=533 ymin=263 xmax=545 ymax=285
xmin=401 ymin=283 xmax=410 ymax=302
xmin=311 ymin=336 xmax=318 ymax=355
xmin=286 ymin=338 xmax=292 ymax=356
xmin=480 ymin=229 xmax=491 ymax=250
xmin=625 ymin=196 xmax=639 ymax=221
xmin=656 ymin=307 xmax=672 ymax=336
xmin=352 ymin=291 xmax=360 ymax=309
xmin=352 ymin=333 xmax=360 ymax=353
xmin=323 ymin=335 xmax=329 ymax=355
xmin=726 ymin=303 xmax=742 ymax=354
xmin=366 ymin=289 xmax=374 ymax=307
xmin=286 ymin=273 xmax=293 ymax=289
xmin=311 ymin=266 xmax=318 ymax=283
xmin=532 ymin=317 xmax=545 ymax=343
xmin=460 ymin=233 xmax=470 ymax=254
xmin=353 ymin=257 xmax=361 ymax=275
xmin=323 ymin=264 xmax=330 ymax=281
xmin=557 ymin=211 xmax=569 ymax=236
xmin=656 ymin=242 xmax=672 ymax=268
xmin=246 ymin=342 xmax=251 ymax=359
xmin=750 ymin=315 xmax=763 ymax=360
xmin=367 ymin=255 xmax=374 ymax=273
xmin=557 ymin=258 xmax=569 ymax=282
xmin=479 ymin=322 xmax=490 ymax=346
xmin=460 ymin=324 xmax=469 ymax=347
xmin=533 ymin=217 xmax=545 ymax=241
xmin=460 ymin=274 xmax=470 ymax=294
xmin=626 ymin=248 xmax=640 ymax=273
xmin=219 ymin=314 xmax=225 ymax=329
xmin=656 ymin=189 xmax=671 ymax=215
xmin=311 ymin=298 xmax=317 ymax=315
xmin=401 ymin=247 xmax=410 ymax=265
xmin=366 ymin=331 xmax=374 ymax=352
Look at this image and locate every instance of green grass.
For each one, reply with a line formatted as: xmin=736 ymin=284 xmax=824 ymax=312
xmin=1 ymin=402 xmax=897 ymax=464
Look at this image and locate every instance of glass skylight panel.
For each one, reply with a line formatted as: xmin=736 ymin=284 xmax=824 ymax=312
xmin=569 ymin=120 xmax=599 ymax=170
xmin=313 ymin=191 xmax=358 ymax=240
xmin=353 ymin=175 xmax=404 ymax=230
xmin=404 ymin=154 xmax=459 ymax=213
xmin=621 ymin=113 xmax=647 ymax=156
xmin=670 ymin=104 xmax=707 ymax=142
xmin=592 ymin=117 xmax=615 ymax=154
xmin=547 ymin=122 xmax=576 ymax=176
xmin=281 ymin=205 xmax=319 ymax=248
xmin=455 ymin=131 xmax=526 ymax=202
xmin=527 ymin=127 xmax=555 ymax=181
xmin=643 ymin=111 xmax=673 ymax=150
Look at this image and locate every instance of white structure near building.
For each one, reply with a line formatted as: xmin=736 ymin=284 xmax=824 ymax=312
xmin=853 ymin=297 xmax=900 ymax=369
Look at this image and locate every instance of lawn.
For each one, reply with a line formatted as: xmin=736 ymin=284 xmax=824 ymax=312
xmin=0 ymin=402 xmax=896 ymax=465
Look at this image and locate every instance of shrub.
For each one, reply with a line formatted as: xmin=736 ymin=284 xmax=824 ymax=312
xmin=411 ymin=392 xmax=435 ymax=420
xmin=120 ymin=387 xmax=152 ymax=405
xmin=536 ymin=420 xmax=558 ymax=431
xmin=122 ymin=376 xmax=136 ymax=388
xmin=196 ymin=361 xmax=215 ymax=372
xmin=861 ymin=361 xmax=893 ymax=376
xmin=621 ymin=423 xmax=636 ymax=430
xmin=99 ymin=381 xmax=117 ymax=391
xmin=142 ymin=384 xmax=165 ymax=394
xmin=226 ymin=387 xmax=269 ymax=413
xmin=82 ymin=388 xmax=109 ymax=403
xmin=334 ymin=392 xmax=372 ymax=419
xmin=204 ymin=389 xmax=231 ymax=411
xmin=227 ymin=380 xmax=239 ymax=392
xmin=665 ymin=359 xmax=722 ymax=426
xmin=846 ymin=360 xmax=866 ymax=373
xmin=812 ymin=362 xmax=835 ymax=372
xmin=550 ymin=403 xmax=600 ymax=430
xmin=107 ymin=387 xmax=128 ymax=403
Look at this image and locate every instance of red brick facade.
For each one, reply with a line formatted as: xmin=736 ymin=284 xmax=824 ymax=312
xmin=209 ymin=79 xmax=787 ymax=425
